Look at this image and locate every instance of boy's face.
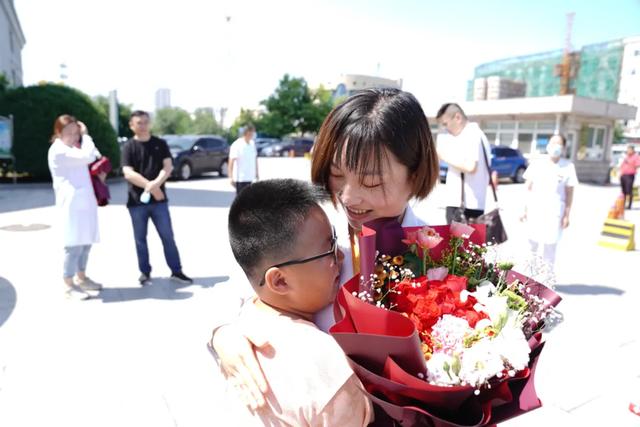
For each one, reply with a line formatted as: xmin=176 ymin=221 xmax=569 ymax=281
xmin=263 ymin=206 xmax=343 ymax=318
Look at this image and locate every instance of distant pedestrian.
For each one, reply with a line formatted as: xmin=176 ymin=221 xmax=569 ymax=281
xmin=48 ymin=115 xmax=103 ymax=300
xmin=521 ymin=134 xmax=577 ymax=268
xmin=229 ymin=124 xmax=258 ymax=195
xmin=121 ymin=110 xmax=192 ymax=286
xmin=436 ymin=103 xmax=493 ymax=224
xmin=620 ymin=144 xmax=640 ymax=209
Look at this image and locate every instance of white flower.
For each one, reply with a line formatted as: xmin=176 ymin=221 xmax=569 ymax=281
xmin=493 ymin=325 xmax=531 ymax=371
xmin=457 ymin=339 xmax=505 ymax=387
xmin=430 ymin=315 xmax=473 ymax=356
xmin=426 ymin=352 xmax=460 ymax=386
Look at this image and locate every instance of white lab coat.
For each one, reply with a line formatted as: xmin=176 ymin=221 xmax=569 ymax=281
xmin=523 ymin=157 xmax=578 ymax=244
xmin=48 ymin=136 xmax=100 ymax=247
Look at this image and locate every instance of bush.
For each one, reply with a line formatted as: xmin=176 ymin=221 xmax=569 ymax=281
xmin=0 ymin=83 xmax=120 ymax=180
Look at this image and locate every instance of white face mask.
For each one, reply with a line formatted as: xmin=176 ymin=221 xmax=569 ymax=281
xmin=546 ymin=143 xmax=563 ymax=158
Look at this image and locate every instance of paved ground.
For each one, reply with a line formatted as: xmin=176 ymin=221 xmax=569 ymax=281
xmin=0 ymin=158 xmax=639 ymax=426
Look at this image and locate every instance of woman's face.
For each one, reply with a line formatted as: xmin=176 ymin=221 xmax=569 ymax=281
xmin=60 ymin=123 xmax=80 ymax=146
xmin=329 ymin=146 xmax=414 ymax=230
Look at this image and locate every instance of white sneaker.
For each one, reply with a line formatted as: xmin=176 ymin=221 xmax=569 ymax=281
xmin=65 ymin=284 xmax=90 ymax=301
xmin=75 ymin=277 xmax=102 ymax=291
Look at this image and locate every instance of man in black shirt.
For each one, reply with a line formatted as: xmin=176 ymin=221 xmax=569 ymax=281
xmin=121 ymin=110 xmax=192 ymax=285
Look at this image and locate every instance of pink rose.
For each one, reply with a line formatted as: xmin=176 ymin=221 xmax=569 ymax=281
xmin=450 ymin=221 xmax=475 ymax=239
xmin=426 ymin=266 xmax=449 ymax=281
xmin=402 ymin=226 xmax=443 ymax=249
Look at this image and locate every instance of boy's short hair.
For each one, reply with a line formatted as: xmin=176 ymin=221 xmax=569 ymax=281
xmin=436 ymin=102 xmax=467 ymax=120
xmin=130 ymin=110 xmax=150 ymax=120
xmin=228 ymin=179 xmax=330 ymax=283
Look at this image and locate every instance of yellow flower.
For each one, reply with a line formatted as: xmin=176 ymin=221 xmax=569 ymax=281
xmin=392 ymin=256 xmax=404 ymax=266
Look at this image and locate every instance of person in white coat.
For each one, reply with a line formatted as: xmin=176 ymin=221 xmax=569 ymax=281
xmin=521 ymin=134 xmax=577 ymax=269
xmin=48 ymin=115 xmax=103 ymax=300
xmin=208 ymin=88 xmax=440 ymax=411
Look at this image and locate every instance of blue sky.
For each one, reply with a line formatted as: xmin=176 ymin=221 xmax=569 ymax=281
xmin=15 ymin=0 xmax=640 ymax=120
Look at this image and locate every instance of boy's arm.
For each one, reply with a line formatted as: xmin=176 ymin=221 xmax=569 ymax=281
xmin=313 ymin=375 xmax=373 ymax=427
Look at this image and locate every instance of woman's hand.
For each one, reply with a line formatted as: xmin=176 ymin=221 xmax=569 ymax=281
xmin=77 ymin=121 xmax=88 ymax=135
xmin=212 ymin=324 xmax=269 ymax=410
xmin=561 ymin=214 xmax=570 ymax=229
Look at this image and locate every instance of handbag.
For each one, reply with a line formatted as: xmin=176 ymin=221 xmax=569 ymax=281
xmin=89 ymin=156 xmax=112 ymax=207
xmin=456 ymin=142 xmax=508 ymax=244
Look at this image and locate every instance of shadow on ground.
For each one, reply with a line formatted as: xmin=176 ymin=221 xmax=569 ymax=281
xmin=554 ymin=284 xmax=625 ymax=296
xmin=0 ymin=277 xmax=17 ymax=328
xmin=95 ymin=276 xmax=229 ymax=303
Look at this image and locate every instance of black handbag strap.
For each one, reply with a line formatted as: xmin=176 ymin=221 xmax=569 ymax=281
xmin=459 ymin=172 xmax=466 ymax=209
xmin=481 ymin=141 xmax=499 ymax=203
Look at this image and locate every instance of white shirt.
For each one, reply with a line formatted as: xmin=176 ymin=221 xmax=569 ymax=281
xmin=229 ymin=138 xmax=257 ymax=182
xmin=47 ymin=136 xmax=100 ymax=247
xmin=523 ymin=157 xmax=578 ymax=244
xmin=439 ymin=122 xmax=492 ymax=210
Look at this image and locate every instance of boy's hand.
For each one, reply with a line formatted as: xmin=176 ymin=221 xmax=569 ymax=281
xmin=151 ymin=187 xmax=165 ymax=201
xmin=212 ymin=324 xmax=269 ymax=410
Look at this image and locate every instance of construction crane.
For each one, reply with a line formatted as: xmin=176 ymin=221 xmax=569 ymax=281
xmin=556 ymin=12 xmax=577 ymax=95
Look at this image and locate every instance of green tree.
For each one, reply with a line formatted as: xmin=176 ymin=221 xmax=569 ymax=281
xmin=192 ymin=107 xmax=223 ymax=135
xmin=152 ymin=107 xmax=193 ymax=135
xmin=259 ymin=74 xmax=330 ymax=137
xmin=0 ymin=83 xmax=119 ymax=179
xmin=0 ymin=73 xmax=9 ymax=94
xmin=93 ymin=95 xmax=134 ymax=139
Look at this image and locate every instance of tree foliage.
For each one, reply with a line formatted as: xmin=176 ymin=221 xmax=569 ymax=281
xmin=93 ymin=95 xmax=134 ymax=139
xmin=152 ymin=107 xmax=193 ymax=135
xmin=0 ymin=83 xmax=119 ymax=179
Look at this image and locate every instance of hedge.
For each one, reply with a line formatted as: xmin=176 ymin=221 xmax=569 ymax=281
xmin=0 ymin=83 xmax=120 ymax=180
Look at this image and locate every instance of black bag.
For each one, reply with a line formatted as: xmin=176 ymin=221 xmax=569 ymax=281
xmin=457 ymin=142 xmax=508 ymax=244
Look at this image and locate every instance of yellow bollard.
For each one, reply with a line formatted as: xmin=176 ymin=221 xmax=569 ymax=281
xmin=597 ymin=218 xmax=635 ymax=251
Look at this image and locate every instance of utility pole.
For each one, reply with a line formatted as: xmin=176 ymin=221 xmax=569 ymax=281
xmin=108 ymin=90 xmax=119 ymax=135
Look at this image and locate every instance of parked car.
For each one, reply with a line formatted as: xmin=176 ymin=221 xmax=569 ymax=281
xmin=163 ymin=135 xmax=229 ymax=180
xmin=439 ymin=146 xmax=528 ymax=183
xmin=255 ymin=137 xmax=281 ymax=156
xmin=261 ymin=138 xmax=314 ymax=157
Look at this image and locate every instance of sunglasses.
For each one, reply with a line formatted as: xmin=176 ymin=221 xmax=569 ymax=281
xmin=259 ymin=226 xmax=338 ymax=286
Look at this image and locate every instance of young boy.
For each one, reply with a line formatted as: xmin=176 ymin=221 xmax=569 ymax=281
xmin=226 ymin=179 xmax=372 ymax=426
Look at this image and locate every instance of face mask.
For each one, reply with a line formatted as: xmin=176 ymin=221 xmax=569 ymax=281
xmin=546 ymin=143 xmax=563 ymax=158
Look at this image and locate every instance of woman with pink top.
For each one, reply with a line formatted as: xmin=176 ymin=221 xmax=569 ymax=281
xmin=620 ymin=144 xmax=640 ymax=209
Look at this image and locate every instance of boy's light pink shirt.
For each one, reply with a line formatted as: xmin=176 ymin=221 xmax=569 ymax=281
xmin=231 ymin=298 xmax=373 ymax=427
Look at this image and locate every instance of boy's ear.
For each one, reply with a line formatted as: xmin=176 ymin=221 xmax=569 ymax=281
xmin=264 ymin=267 xmax=290 ymax=296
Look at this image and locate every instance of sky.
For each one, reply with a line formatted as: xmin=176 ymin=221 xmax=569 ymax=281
xmin=13 ymin=0 xmax=640 ymax=124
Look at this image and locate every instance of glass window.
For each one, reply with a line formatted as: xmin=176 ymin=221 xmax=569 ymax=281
xmin=517 ymin=133 xmax=534 ymax=155
xmin=498 ymin=133 xmax=514 ymax=146
xmin=518 ymin=121 xmax=535 ymax=131
xmin=536 ymin=121 xmax=555 ymax=131
xmin=485 ymin=133 xmax=496 ymax=144
xmin=484 ymin=121 xmax=499 ymax=130
xmin=535 ymin=134 xmax=552 ymax=153
xmin=500 ymin=121 xmax=516 ymax=130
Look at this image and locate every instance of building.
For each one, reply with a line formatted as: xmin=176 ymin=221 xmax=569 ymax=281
xmin=618 ymin=36 xmax=640 ymax=142
xmin=155 ymin=88 xmax=171 ymax=110
xmin=466 ymin=36 xmax=640 ymax=139
xmin=0 ymin=0 xmax=25 ymax=87
xmin=327 ymin=74 xmax=402 ymax=99
xmin=429 ymin=96 xmax=637 ymax=182
xmin=472 ymin=76 xmax=527 ymax=101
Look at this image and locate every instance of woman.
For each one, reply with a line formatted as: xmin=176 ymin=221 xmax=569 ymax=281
xmin=48 ymin=115 xmax=103 ymax=300
xmin=620 ymin=144 xmax=640 ymax=210
xmin=210 ymin=88 xmax=439 ymax=410
xmin=521 ymin=134 xmax=577 ymax=269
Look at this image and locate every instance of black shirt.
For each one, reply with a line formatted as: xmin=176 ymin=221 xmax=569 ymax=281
xmin=121 ymin=136 xmax=172 ymax=207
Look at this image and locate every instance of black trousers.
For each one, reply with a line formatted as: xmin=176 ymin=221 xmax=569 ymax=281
xmin=235 ymin=181 xmax=252 ymax=195
xmin=621 ymin=174 xmax=635 ymax=208
xmin=445 ymin=206 xmax=484 ymax=224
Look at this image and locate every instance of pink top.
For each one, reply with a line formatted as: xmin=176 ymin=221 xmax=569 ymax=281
xmin=231 ymin=298 xmax=373 ymax=426
xmin=620 ymin=153 xmax=640 ymax=176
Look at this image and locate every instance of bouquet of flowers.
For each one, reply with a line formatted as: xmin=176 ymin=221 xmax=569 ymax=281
xmin=329 ymin=219 xmax=561 ymax=426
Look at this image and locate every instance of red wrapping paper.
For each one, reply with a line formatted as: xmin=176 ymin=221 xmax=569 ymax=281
xmin=329 ymin=221 xmax=560 ymax=426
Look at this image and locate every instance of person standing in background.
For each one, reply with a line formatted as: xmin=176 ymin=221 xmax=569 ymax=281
xmin=620 ymin=144 xmax=640 ymax=209
xmin=121 ymin=110 xmax=192 ymax=286
xmin=436 ymin=103 xmax=492 ymax=224
xmin=48 ymin=115 xmax=103 ymax=300
xmin=521 ymin=134 xmax=577 ymax=268
xmin=229 ymin=124 xmax=258 ymax=195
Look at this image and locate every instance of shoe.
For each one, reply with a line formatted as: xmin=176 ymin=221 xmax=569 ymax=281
xmin=139 ymin=273 xmax=152 ymax=286
xmin=65 ymin=284 xmax=90 ymax=301
xmin=75 ymin=276 xmax=102 ymax=292
xmin=171 ymin=271 xmax=193 ymax=284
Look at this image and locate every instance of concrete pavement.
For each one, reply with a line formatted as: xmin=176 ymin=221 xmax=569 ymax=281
xmin=0 ymin=158 xmax=639 ymax=426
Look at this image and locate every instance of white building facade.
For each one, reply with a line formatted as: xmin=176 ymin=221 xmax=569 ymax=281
xmin=155 ymin=88 xmax=171 ymax=110
xmin=0 ymin=0 xmax=25 ymax=87
xmin=618 ymin=36 xmax=640 ymax=141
